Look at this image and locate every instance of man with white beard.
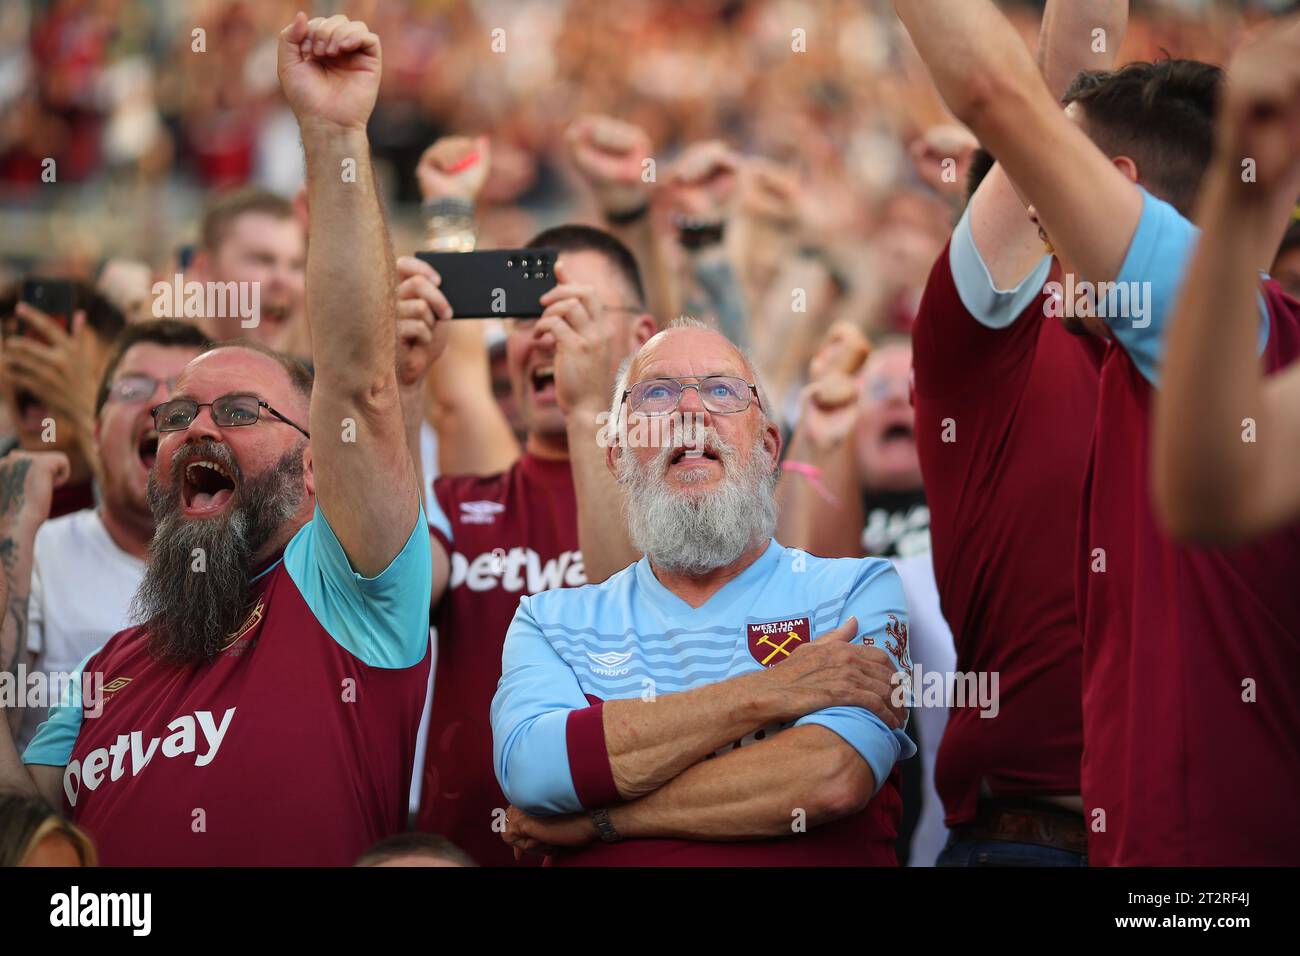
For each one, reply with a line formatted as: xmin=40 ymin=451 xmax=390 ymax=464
xmin=492 ymin=324 xmax=915 ymax=865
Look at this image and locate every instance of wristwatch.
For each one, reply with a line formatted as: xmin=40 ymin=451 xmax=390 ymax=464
xmin=590 ymin=807 xmax=622 ymax=843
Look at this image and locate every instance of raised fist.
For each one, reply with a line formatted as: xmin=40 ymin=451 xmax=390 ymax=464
xmin=565 ymin=115 xmax=654 ymax=217
xmin=664 ymin=140 xmax=740 ymax=224
xmin=278 ymin=12 xmax=381 ymax=132
xmin=417 ymin=135 xmax=492 ymax=203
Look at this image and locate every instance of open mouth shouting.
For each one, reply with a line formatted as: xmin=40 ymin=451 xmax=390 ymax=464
xmin=182 ymin=457 xmax=237 ymax=516
xmin=137 ymin=428 xmax=159 ymax=473
xmin=530 ymin=364 xmax=556 ymax=404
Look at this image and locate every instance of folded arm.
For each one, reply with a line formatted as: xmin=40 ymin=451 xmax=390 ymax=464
xmin=608 ymin=725 xmax=873 ymax=840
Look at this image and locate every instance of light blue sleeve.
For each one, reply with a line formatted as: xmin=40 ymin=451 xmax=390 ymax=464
xmin=795 ymin=562 xmax=917 ymax=795
xmin=949 ymin=205 xmax=1053 ymax=329
xmin=491 ymin=596 xmax=589 ymax=816
xmin=1107 ymin=188 xmax=1269 ymax=385
xmin=22 ymin=648 xmax=96 ymax=767
xmin=284 ymin=503 xmax=433 ymax=669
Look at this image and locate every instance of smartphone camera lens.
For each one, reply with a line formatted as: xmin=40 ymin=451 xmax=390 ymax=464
xmin=506 ymin=258 xmax=514 ymax=268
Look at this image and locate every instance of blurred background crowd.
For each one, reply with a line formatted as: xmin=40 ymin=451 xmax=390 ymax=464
xmin=1 ymin=0 xmax=1293 ymax=425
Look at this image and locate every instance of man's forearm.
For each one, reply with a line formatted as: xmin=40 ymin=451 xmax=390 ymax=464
xmin=0 ymin=516 xmax=38 ymax=738
xmin=775 ymin=427 xmax=864 ymax=558
xmin=428 ymin=323 xmax=520 ymax=476
xmin=894 ymin=0 xmax=1040 ymax=128
xmin=607 ymin=726 xmax=873 ymax=840
xmin=608 ymin=216 xmax=677 ymax=330
xmin=567 ymin=404 xmax=638 ymax=583
xmin=303 ymin=126 xmax=396 ymax=396
xmin=1038 ymin=0 xmax=1128 ymax=99
xmin=1154 ymin=160 xmax=1279 ymax=537
xmin=602 ymin=669 xmax=790 ymax=800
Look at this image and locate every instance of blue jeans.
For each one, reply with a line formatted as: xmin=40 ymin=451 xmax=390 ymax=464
xmin=936 ymin=838 xmax=1088 ymax=867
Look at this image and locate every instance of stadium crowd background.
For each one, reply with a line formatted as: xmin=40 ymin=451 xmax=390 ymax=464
xmin=1 ymin=0 xmax=1293 ymax=418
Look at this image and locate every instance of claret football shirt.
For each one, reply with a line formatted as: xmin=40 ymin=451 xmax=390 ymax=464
xmin=24 ymin=504 xmax=433 ymax=866
xmin=491 ymin=540 xmax=916 ymax=865
xmin=1077 ymin=188 xmax=1300 ymax=866
xmin=416 ymin=452 xmax=584 ymax=866
xmin=911 ymin=209 xmax=1103 ymax=826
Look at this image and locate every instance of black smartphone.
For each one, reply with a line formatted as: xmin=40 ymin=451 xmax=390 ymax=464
xmin=18 ymin=278 xmax=76 ymax=338
xmin=415 ymin=248 xmax=558 ymax=319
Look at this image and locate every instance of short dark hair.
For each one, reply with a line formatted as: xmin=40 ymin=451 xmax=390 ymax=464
xmin=524 ymin=224 xmax=646 ymax=308
xmin=200 ymin=187 xmax=296 ymax=254
xmin=96 ymin=320 xmax=211 ymax=415
xmin=1063 ymin=59 xmax=1222 ymax=217
xmin=201 ymin=339 xmax=314 ymax=402
xmin=355 ymin=832 xmax=477 ymax=867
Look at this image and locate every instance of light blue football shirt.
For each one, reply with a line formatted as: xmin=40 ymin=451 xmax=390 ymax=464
xmin=491 ymin=539 xmax=916 ymax=816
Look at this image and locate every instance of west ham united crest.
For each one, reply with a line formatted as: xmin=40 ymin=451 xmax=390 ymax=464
xmin=747 ymin=616 xmax=812 ymax=667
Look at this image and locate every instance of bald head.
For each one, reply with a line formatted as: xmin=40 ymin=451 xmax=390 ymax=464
xmin=611 ymin=325 xmax=769 ymax=431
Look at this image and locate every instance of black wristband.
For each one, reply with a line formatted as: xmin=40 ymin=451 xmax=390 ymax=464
xmin=590 ymin=807 xmax=622 ymax=843
xmin=677 ymin=217 xmax=726 ymax=250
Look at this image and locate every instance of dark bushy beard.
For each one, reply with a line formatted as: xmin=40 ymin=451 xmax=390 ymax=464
xmin=617 ymin=420 xmax=777 ymax=575
xmin=133 ymin=440 xmax=306 ymax=666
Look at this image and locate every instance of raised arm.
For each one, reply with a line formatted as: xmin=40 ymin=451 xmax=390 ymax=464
xmin=1154 ymin=18 xmax=1300 ymax=540
xmin=775 ymin=323 xmax=872 ymax=557
xmin=566 ymin=115 xmax=679 ymax=326
xmin=277 ymin=13 xmax=417 ymax=576
xmin=0 ymin=451 xmax=69 ymax=802
xmin=966 ymin=0 xmax=1129 ymax=289
xmin=895 ymin=0 xmax=1142 ymax=286
xmin=414 ymin=134 xmax=521 ymax=476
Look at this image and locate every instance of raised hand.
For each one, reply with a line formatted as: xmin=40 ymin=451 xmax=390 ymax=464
xmin=565 ymin=115 xmax=654 ymax=217
xmin=760 ymin=616 xmax=907 ymax=729
xmin=0 ymin=450 xmax=70 ymax=533
xmin=395 ymin=256 xmax=454 ymax=388
xmin=909 ymin=123 xmax=979 ymax=199
xmin=535 ymin=259 xmax=625 ymax=416
xmin=417 ymin=135 xmax=492 ymax=202
xmin=798 ymin=322 xmax=872 ymax=451
xmin=664 ymin=140 xmax=740 ymax=224
xmin=278 ymin=12 xmax=381 ymax=132
xmin=1218 ymin=15 xmax=1300 ymax=196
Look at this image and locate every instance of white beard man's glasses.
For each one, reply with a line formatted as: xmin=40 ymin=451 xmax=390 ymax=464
xmin=625 ymin=376 xmax=760 ymax=416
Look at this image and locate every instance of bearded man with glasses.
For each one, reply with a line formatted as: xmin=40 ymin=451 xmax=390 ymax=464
xmin=492 ymin=322 xmax=915 ymax=865
xmin=5 ymin=14 xmax=436 ymax=866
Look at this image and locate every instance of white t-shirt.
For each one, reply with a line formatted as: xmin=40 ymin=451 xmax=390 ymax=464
xmin=18 ymin=508 xmax=146 ymax=749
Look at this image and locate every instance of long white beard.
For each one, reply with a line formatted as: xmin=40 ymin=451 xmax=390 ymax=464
xmin=617 ymin=421 xmax=777 ymax=575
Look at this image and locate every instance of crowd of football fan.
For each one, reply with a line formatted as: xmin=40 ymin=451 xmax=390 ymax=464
xmin=1 ymin=0 xmax=1299 ymax=868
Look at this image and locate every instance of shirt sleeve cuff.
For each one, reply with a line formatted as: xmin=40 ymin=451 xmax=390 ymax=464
xmin=564 ymin=702 xmax=620 ymax=809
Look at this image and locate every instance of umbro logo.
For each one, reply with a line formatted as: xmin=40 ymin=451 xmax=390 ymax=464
xmin=460 ymin=501 xmax=506 ymax=525
xmin=588 ymin=650 xmax=633 ymax=677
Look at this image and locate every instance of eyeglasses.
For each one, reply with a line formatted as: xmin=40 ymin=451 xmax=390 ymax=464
xmin=624 ymin=376 xmax=760 ymax=416
xmin=107 ymin=374 xmax=177 ymax=405
xmin=150 ymin=394 xmax=311 ymax=438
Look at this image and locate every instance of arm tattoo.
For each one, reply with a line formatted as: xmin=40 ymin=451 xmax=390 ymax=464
xmin=0 ymin=459 xmax=31 ymax=518
xmin=0 ymin=536 xmax=26 ymax=676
